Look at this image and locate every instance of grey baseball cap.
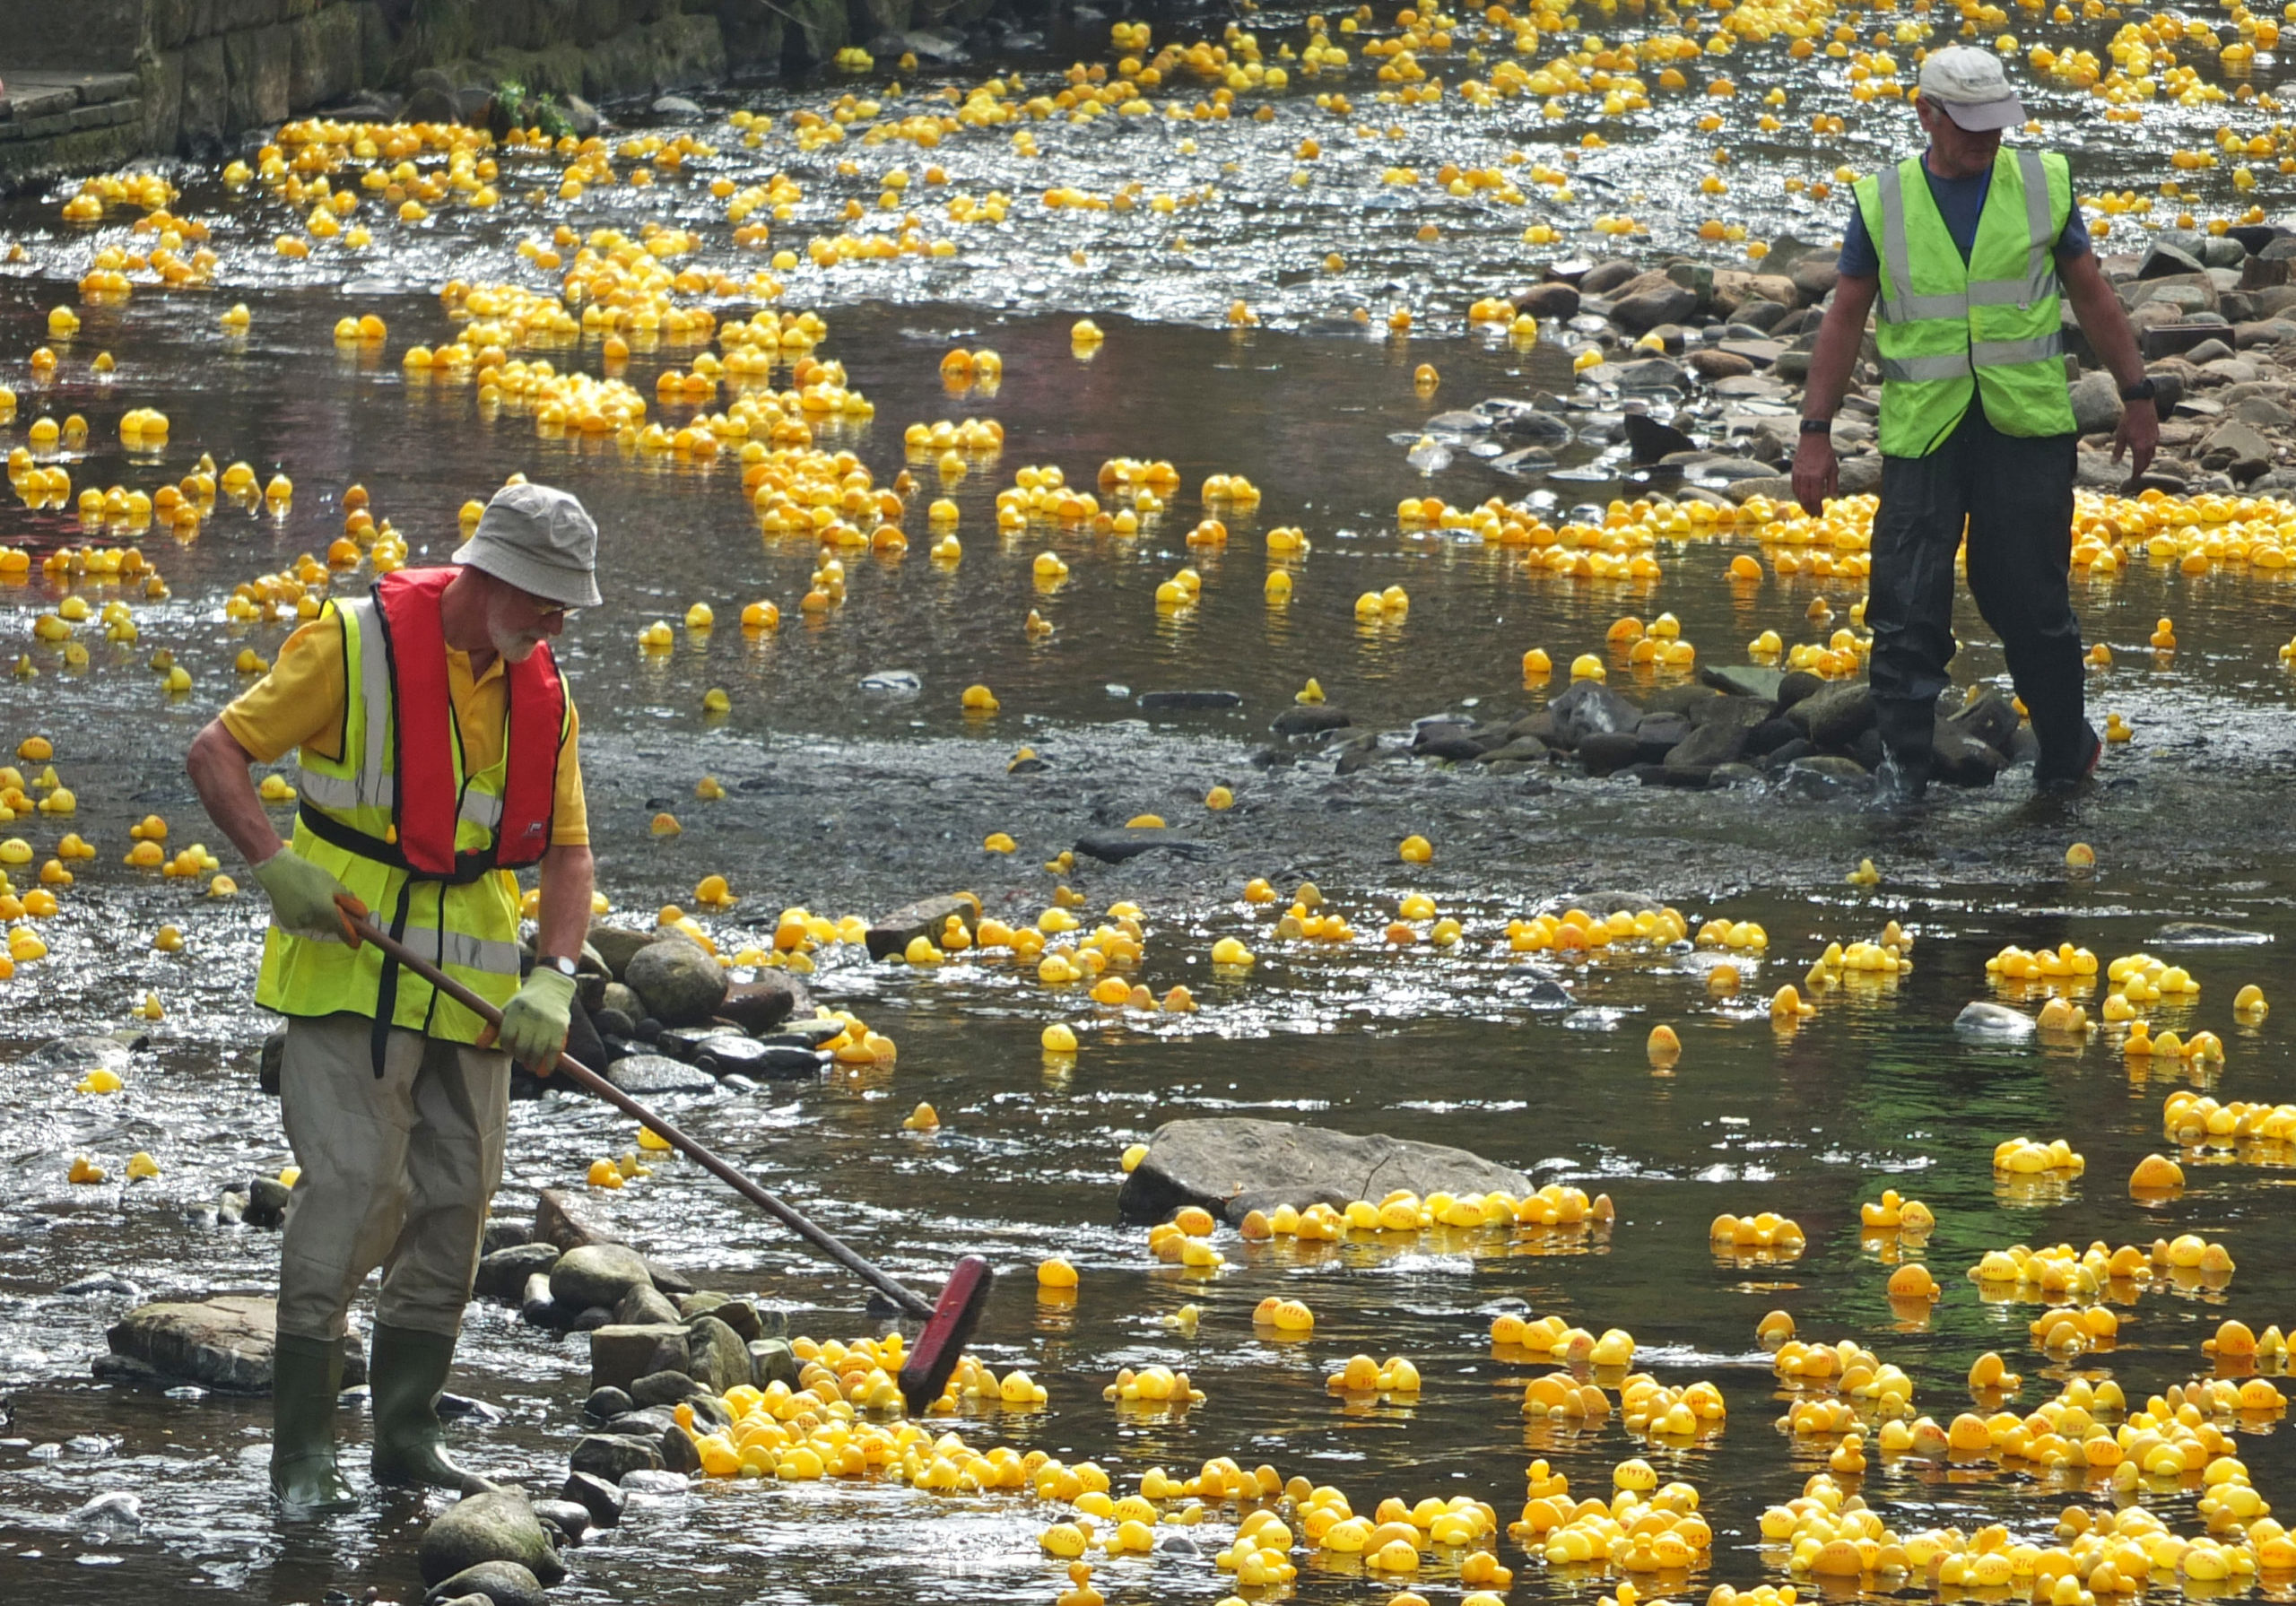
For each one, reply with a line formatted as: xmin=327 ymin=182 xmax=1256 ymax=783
xmin=451 ymin=482 xmax=602 ymax=609
xmin=1918 ymin=46 xmax=2026 ymax=131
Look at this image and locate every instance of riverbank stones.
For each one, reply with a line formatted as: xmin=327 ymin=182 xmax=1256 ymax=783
xmin=417 ymin=1489 xmax=566 ymax=1588
xmin=624 ymin=935 xmax=727 ymax=1026
xmin=549 ymin=1244 xmax=654 ymax=1312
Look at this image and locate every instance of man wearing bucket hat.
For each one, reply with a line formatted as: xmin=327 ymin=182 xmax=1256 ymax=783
xmin=187 ymin=481 xmax=601 ymax=1510
xmin=1792 ymin=46 xmax=2158 ymax=803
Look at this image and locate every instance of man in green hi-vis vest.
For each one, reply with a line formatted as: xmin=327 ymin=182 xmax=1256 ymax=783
xmin=1792 ymin=46 xmax=2159 ymax=803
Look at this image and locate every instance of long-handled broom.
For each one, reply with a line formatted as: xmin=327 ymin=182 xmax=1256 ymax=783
xmin=333 ymin=893 xmax=993 ymax=1413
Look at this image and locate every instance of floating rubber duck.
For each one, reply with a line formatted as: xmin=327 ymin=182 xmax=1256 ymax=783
xmin=2104 ymin=712 xmax=2133 ymax=742
xmin=1846 ymin=858 xmax=1879 ymax=886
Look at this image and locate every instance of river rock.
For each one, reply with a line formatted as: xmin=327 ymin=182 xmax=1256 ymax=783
xmin=535 ymin=1187 xmax=623 ymax=1252
xmin=1517 ymin=282 xmax=1581 ymax=319
xmin=561 ymin=1470 xmax=625 ymax=1527
xmin=1623 ymin=412 xmax=1695 ymax=464
xmin=1787 ymin=681 xmax=1875 ymax=745
xmin=1271 ymin=704 xmax=1352 ymax=735
xmin=2069 ymin=372 xmax=2125 ymax=436
xmin=1116 ymin=1117 xmax=1533 ymax=1224
xmin=1075 ymin=828 xmax=1211 ymax=863
xmin=1665 ymin=718 xmax=1752 ymax=769
xmin=683 ymin=1315 xmax=752 ymax=1394
xmin=1577 ymin=731 xmax=1642 ymax=777
xmin=1700 ymin=664 xmax=1784 ymax=702
xmin=418 ymin=1489 xmax=565 ymax=1588
xmin=751 ymin=1338 xmax=801 ymax=1388
xmin=474 ymin=1243 xmax=560 ymax=1303
xmin=2154 ymin=921 xmax=2272 ymax=945
xmin=2201 ymin=419 xmax=2274 ymax=480
xmin=1931 ymin=718 xmax=2007 ymax=787
xmin=625 ymin=938 xmax=728 ymax=1027
xmin=24 ymin=1035 xmax=136 ymax=1072
xmin=1548 ymin=680 xmax=1642 ymax=742
xmin=865 ymin=894 xmax=977 ymax=960
xmin=1953 ymin=1002 xmax=2037 ymax=1042
xmin=1688 ymin=349 xmax=1755 ymax=380
xmin=585 ymin=925 xmax=655 ymax=981
xmin=657 ymin=1422 xmax=702 ymax=1474
xmin=570 ymin=1432 xmax=664 ymax=1483
xmin=604 ymin=1054 xmax=719 ymax=1095
xmin=102 ymin=1296 xmax=363 ymax=1393
xmin=422 ymin=1567 xmax=544 ymax=1606
xmin=531 ymin=1499 xmax=591 ymax=1546
xmin=1138 ymin=689 xmax=1244 ymax=710
xmin=551 ymin=1245 xmax=655 ymax=1313
xmin=589 ymin=1323 xmax=690 ymax=1393
xmin=614 ymin=1283 xmax=683 ymax=1327
xmin=2141 ymin=239 xmax=2207 ymax=281
xmin=1610 ymin=273 xmax=1699 ymax=334
xmin=718 ymin=973 xmax=803 ymax=1032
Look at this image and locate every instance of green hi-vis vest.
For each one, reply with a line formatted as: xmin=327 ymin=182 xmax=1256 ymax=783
xmin=1854 ymin=147 xmax=2080 ymax=457
xmin=255 ymin=587 xmax=565 ymax=1046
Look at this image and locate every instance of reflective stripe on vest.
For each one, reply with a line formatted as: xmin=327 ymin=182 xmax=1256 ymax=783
xmin=1856 ymin=147 xmax=2079 ymax=456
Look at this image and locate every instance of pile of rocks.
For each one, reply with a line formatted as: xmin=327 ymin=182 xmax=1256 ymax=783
xmin=1281 ymin=666 xmax=2025 ymax=797
xmin=569 ymin=925 xmax=834 ymax=1098
xmin=1499 ymin=225 xmax=2296 ymax=500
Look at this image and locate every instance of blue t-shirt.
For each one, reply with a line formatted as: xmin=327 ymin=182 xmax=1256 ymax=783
xmin=1838 ymin=152 xmax=2090 ymax=277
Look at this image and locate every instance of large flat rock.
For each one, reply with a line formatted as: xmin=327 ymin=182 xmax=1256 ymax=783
xmin=1115 ymin=1118 xmax=1532 ymax=1225
xmin=101 ymin=1296 xmax=364 ymax=1393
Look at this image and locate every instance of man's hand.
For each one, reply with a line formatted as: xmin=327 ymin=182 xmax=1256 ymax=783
xmin=1792 ymin=430 xmax=1839 ymax=517
xmin=2112 ymin=399 xmax=2159 ymax=481
xmin=497 ymin=966 xmax=576 ymax=1072
xmin=253 ymin=849 xmax=353 ymax=942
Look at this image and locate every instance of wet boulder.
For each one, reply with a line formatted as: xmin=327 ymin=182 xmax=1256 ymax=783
xmin=1954 ymin=1002 xmax=2037 ymax=1042
xmin=1787 ymin=681 xmax=1875 ymax=746
xmin=683 ymin=1315 xmax=752 ymax=1395
xmin=1271 ymin=704 xmax=1352 ymax=736
xmin=2155 ymin=921 xmax=2269 ymax=945
xmin=535 ymin=1187 xmax=623 ymax=1252
xmin=625 ymin=937 xmax=728 ymax=1026
xmin=1576 ymin=731 xmax=1643 ymax=777
xmin=550 ymin=1245 xmax=655 ymax=1313
xmin=101 ymin=1296 xmax=364 ymax=1393
xmin=604 ymin=1055 xmax=718 ymax=1096
xmin=1548 ymin=680 xmax=1642 ymax=742
xmin=561 ymin=1470 xmax=625 ymax=1527
xmin=614 ymin=1284 xmax=683 ymax=1327
xmin=1700 ymin=664 xmax=1784 ymax=702
xmin=585 ymin=925 xmax=655 ymax=981
xmin=570 ymin=1432 xmax=664 ymax=1483
xmin=717 ymin=973 xmax=804 ymax=1032
xmin=865 ymin=894 xmax=976 ymax=960
xmin=1932 ymin=718 xmax=2008 ymax=787
xmin=24 ymin=1034 xmax=137 ymax=1073
xmin=418 ymin=1489 xmax=565 ymax=1588
xmin=1116 ymin=1117 xmax=1532 ymax=1225
xmin=1609 ymin=271 xmax=1700 ymax=333
xmin=1075 ymin=828 xmax=1211 ymax=863
xmin=588 ymin=1323 xmax=690 ymax=1393
xmin=474 ymin=1243 xmax=560 ymax=1303
xmin=423 ymin=1567 xmax=544 ymax=1606
xmin=1517 ymin=282 xmax=1580 ymax=319
xmin=1665 ymin=717 xmax=1753 ymax=770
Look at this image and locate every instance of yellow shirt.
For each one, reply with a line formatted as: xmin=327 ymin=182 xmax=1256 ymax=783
xmin=220 ymin=610 xmax=588 ymax=846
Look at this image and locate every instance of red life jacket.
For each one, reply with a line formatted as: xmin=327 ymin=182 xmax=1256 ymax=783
xmin=372 ymin=568 xmax=564 ymax=877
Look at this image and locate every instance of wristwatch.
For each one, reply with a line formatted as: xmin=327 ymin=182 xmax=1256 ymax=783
xmin=535 ymin=954 xmax=578 ymax=979
xmin=1799 ymin=418 xmax=1833 ymax=435
xmin=2118 ymin=378 xmax=2158 ymax=403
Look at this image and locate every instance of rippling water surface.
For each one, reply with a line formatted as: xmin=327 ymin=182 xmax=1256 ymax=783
xmin=6 ymin=6 xmax=2296 ymax=1603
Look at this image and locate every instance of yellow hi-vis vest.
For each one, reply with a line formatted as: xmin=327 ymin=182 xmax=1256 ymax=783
xmin=1853 ymin=147 xmax=2079 ymax=457
xmin=255 ymin=589 xmax=565 ymax=1047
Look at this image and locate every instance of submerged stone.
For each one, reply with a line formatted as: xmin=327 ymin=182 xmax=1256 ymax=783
xmin=1116 ymin=1117 xmax=1532 ymax=1225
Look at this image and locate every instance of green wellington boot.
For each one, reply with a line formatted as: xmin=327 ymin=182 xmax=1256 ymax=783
xmin=369 ymin=1323 xmax=488 ymax=1490
xmin=270 ymin=1333 xmax=357 ymax=1512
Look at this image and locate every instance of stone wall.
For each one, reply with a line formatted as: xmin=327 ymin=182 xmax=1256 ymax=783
xmin=0 ymin=0 xmax=1023 ymax=174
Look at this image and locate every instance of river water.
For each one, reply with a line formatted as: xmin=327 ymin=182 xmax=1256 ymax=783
xmin=6 ymin=4 xmax=2296 ymax=1603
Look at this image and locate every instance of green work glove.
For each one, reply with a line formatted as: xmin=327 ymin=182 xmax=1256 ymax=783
xmin=497 ymin=965 xmax=576 ymax=1072
xmin=253 ymin=849 xmax=353 ymax=942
